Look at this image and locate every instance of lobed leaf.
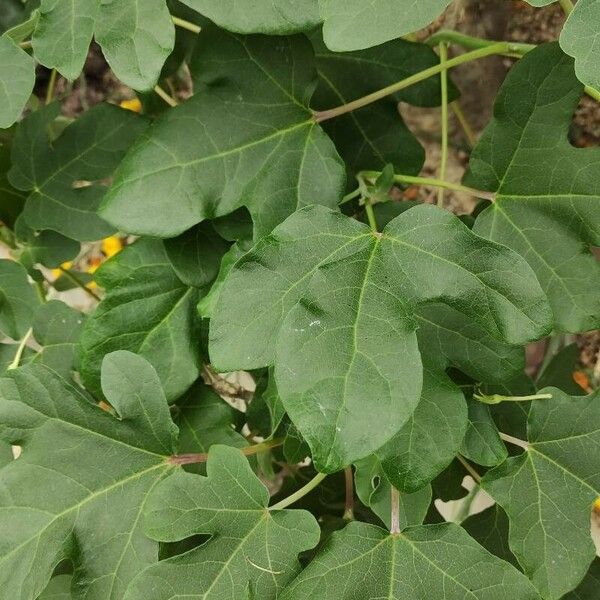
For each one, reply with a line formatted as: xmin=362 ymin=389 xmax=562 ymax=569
xmin=281 ymin=521 xmax=540 ymax=599
xmin=9 ymin=103 xmax=147 ymax=241
xmin=124 ymin=445 xmax=321 ymax=600
xmin=101 ymin=27 xmax=345 ymax=239
xmin=0 ymin=352 xmax=179 ymax=600
xmin=466 ymin=43 xmax=600 ymax=332
xmin=0 ymin=35 xmax=35 ymax=129
xmin=482 ymin=387 xmax=600 ymax=598
xmin=212 ymin=204 xmax=551 ymax=472
xmin=79 ymin=238 xmax=203 ymax=402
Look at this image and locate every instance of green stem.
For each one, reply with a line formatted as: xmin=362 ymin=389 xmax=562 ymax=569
xmin=8 ymin=327 xmax=33 ymax=370
xmin=558 ymin=0 xmax=574 ymax=15
xmin=269 ymin=472 xmax=327 ymax=510
xmin=451 ymin=101 xmax=477 ymax=147
xmin=360 ymin=170 xmax=496 ymax=201
xmin=171 ymin=15 xmax=201 ymax=34
xmin=343 ymin=466 xmax=355 ymax=521
xmin=438 ymin=42 xmax=449 ymax=207
xmin=364 ymin=202 xmax=378 ymax=232
xmin=425 ymin=30 xmax=535 ymax=56
xmin=499 ymin=432 xmax=529 ymax=450
xmin=313 ymin=43 xmax=511 ymax=123
xmin=474 ymin=391 xmax=553 ymax=405
xmin=154 ymin=84 xmax=178 ymax=107
xmin=45 ymin=69 xmax=58 ymax=105
xmin=169 ymin=438 xmax=283 ymax=465
xmin=19 ymin=40 xmax=32 ymax=50
xmin=390 ymin=486 xmax=401 ymax=534
xmin=456 ymin=454 xmax=482 ymax=484
xmin=35 ymin=280 xmax=47 ymax=303
xmin=425 ymin=29 xmax=600 ymax=104
xmin=340 ymin=187 xmax=362 ymax=204
xmin=58 ymin=267 xmax=101 ymax=302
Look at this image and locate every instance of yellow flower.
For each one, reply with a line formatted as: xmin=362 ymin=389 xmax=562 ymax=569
xmin=119 ymin=97 xmax=142 ymax=113
xmin=101 ymin=236 xmax=123 ymax=258
xmin=51 ymin=260 xmax=73 ymax=279
xmin=594 ymin=497 xmax=600 ymax=513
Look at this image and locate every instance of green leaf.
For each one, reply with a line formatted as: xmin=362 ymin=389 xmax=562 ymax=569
xmin=482 ymin=387 xmax=600 ymax=598
xmin=460 ymin=399 xmax=508 ymax=467
xmin=536 ymin=343 xmax=584 ymax=395
xmin=564 ymin=559 xmax=600 ymax=600
xmin=14 ymin=216 xmax=79 ymax=270
xmin=0 ymin=258 xmax=39 ymax=339
xmin=319 ymin=0 xmax=454 ymax=52
xmin=0 ymin=129 xmax=27 ymax=228
xmin=466 ymin=43 xmax=600 ymax=332
xmin=9 ymin=103 xmax=147 ymax=241
xmin=462 ymin=504 xmax=518 ymax=567
xmin=0 ymin=35 xmax=35 ymax=129
xmin=31 ymin=300 xmax=85 ymax=378
xmin=95 ymin=0 xmax=176 ymax=91
xmin=101 ymin=27 xmax=345 ymax=239
xmin=212 ymin=204 xmax=551 ymax=472
xmin=196 ymin=241 xmax=247 ymax=319
xmin=247 ymin=368 xmax=286 ymax=437
xmin=163 ymin=222 xmax=229 ymax=288
xmin=175 ymin=382 xmax=247 ymax=473
xmin=80 ymin=238 xmax=203 ymax=402
xmin=0 ymin=352 xmax=179 ymax=600
xmin=354 ymin=455 xmax=431 ymax=530
xmin=560 ymin=0 xmax=600 ymax=90
xmin=181 ymin=0 xmax=321 ymax=34
xmin=38 ymin=575 xmax=72 ymax=600
xmin=281 ymin=521 xmax=541 ymax=599
xmin=124 ymin=445 xmax=321 ymax=600
xmin=32 ymin=0 xmax=174 ymax=89
xmin=377 ymin=367 xmax=467 ymax=493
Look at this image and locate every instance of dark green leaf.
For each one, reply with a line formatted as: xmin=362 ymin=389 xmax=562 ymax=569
xmin=482 ymin=387 xmax=600 ymax=598
xmin=181 ymin=0 xmax=321 ymax=34
xmin=0 ymin=35 xmax=34 ymax=129
xmin=31 ymin=300 xmax=85 ymax=378
xmin=460 ymin=399 xmax=508 ymax=467
xmin=9 ymin=103 xmax=147 ymax=241
xmin=0 ymin=258 xmax=39 ymax=339
xmin=0 ymin=353 xmax=179 ymax=599
xmin=354 ymin=455 xmax=431 ymax=529
xmin=79 ymin=238 xmax=202 ymax=401
xmin=101 ymin=27 xmax=345 ymax=239
xmin=281 ymin=521 xmax=540 ymax=599
xmin=212 ymin=204 xmax=551 ymax=472
xmin=32 ymin=0 xmax=175 ymax=89
xmin=163 ymin=222 xmax=228 ymax=288
xmin=319 ymin=0 xmax=454 ymax=52
xmin=466 ymin=43 xmax=600 ymax=332
xmin=124 ymin=445 xmax=321 ymax=600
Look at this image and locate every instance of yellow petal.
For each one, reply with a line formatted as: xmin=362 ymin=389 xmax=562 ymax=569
xmin=101 ymin=236 xmax=123 ymax=258
xmin=119 ymin=98 xmax=142 ymax=113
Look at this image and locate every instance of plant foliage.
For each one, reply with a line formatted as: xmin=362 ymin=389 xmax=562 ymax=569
xmin=0 ymin=1 xmax=599 ymax=599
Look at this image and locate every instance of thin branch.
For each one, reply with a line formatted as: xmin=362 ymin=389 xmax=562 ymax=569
xmin=456 ymin=454 xmax=482 ymax=484
xmin=364 ymin=201 xmax=378 ymax=232
xmin=313 ymin=43 xmax=511 ymax=123
xmin=8 ymin=328 xmax=33 ymax=370
xmin=390 ymin=486 xmax=401 ymax=534
xmin=269 ymin=472 xmax=327 ymax=511
xmin=473 ymin=391 xmax=552 ymax=405
xmin=58 ymin=267 xmax=101 ymax=302
xmin=154 ymin=85 xmax=178 ymax=107
xmin=168 ymin=438 xmax=284 ymax=465
xmin=45 ymin=69 xmax=58 ymax=105
xmin=451 ymin=101 xmax=477 ymax=148
xmin=437 ymin=42 xmax=449 ymax=207
xmin=360 ymin=170 xmax=496 ymax=201
xmin=19 ymin=40 xmax=32 ymax=50
xmin=343 ymin=466 xmax=355 ymax=521
xmin=171 ymin=15 xmax=201 ymax=34
xmin=499 ymin=432 xmax=529 ymax=451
